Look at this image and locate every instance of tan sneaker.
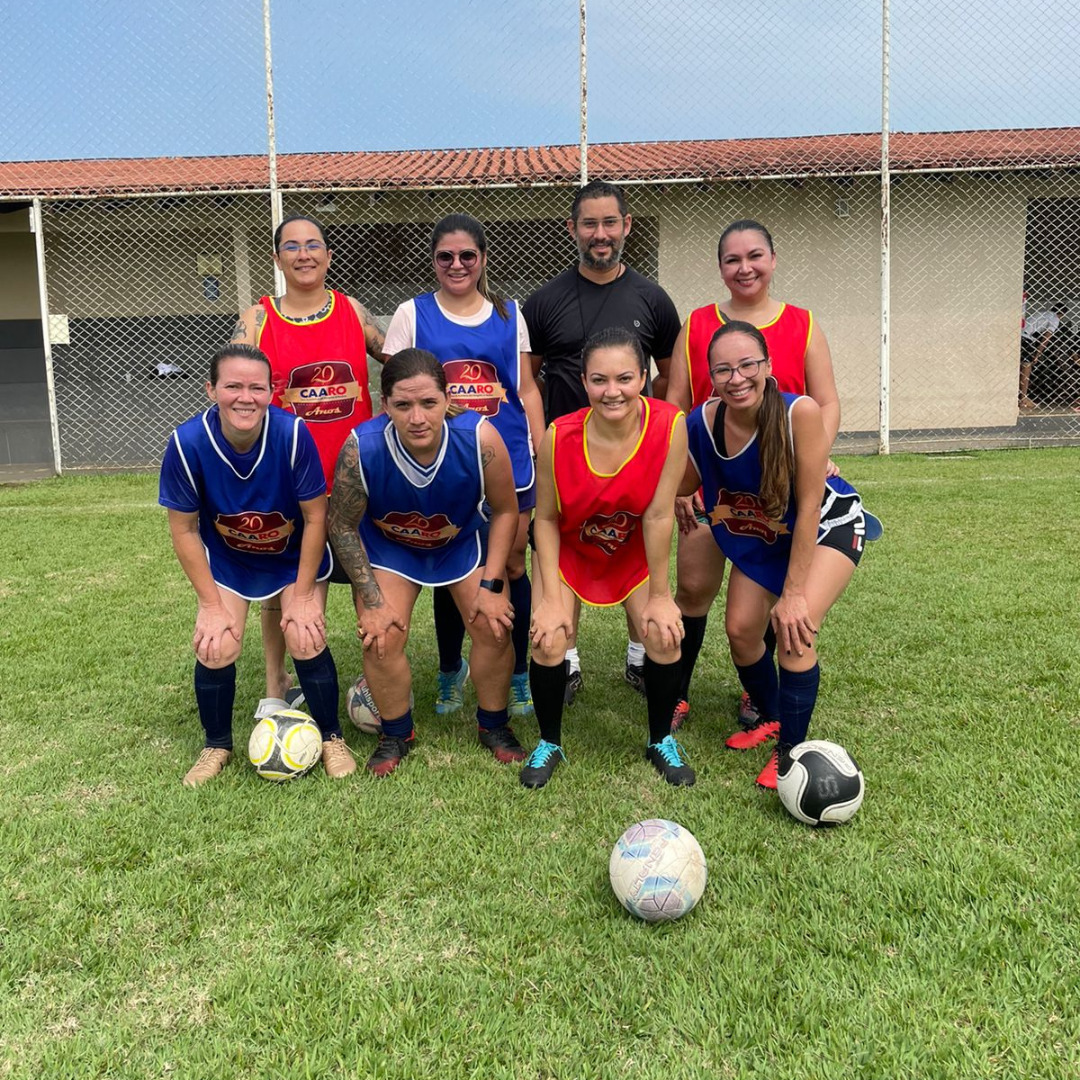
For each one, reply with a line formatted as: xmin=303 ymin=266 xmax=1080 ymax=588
xmin=322 ymin=735 xmax=357 ymax=779
xmin=183 ymin=747 xmax=232 ymax=787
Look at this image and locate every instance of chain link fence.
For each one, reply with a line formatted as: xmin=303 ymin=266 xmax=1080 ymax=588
xmin=2 ymin=0 xmax=1078 ymax=469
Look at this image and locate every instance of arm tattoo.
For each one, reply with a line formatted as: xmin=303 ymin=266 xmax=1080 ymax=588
xmin=254 ymin=308 xmax=266 ymax=333
xmin=355 ymin=301 xmax=386 ymax=359
xmin=229 ymin=318 xmax=246 ymax=342
xmin=327 ymin=437 xmax=383 ymax=609
xmin=480 ymin=444 xmax=496 ymax=469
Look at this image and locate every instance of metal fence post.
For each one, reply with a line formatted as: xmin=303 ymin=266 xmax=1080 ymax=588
xmin=263 ymin=0 xmax=284 ymax=296
xmin=30 ymin=197 xmax=62 ymax=475
xmin=579 ymin=0 xmax=588 ymax=186
xmin=879 ymin=0 xmax=891 ymax=455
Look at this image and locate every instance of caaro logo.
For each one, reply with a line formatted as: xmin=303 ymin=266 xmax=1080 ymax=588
xmin=214 ymin=510 xmax=295 ymax=554
xmin=282 ymin=360 xmax=362 ymax=422
xmin=580 ymin=510 xmax=639 ymax=555
xmin=443 ymin=358 xmax=507 ymax=417
xmin=374 ymin=510 xmax=461 ymax=549
xmin=709 ymin=489 xmax=789 ymax=543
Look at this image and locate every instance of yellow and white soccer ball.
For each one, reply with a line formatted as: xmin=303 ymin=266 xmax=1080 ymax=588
xmin=247 ymin=708 xmax=322 ymax=781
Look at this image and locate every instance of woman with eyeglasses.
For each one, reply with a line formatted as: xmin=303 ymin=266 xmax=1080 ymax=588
xmin=679 ymin=321 xmax=870 ymax=790
xmin=666 ymin=219 xmax=841 ymax=747
xmin=232 ymin=214 xmax=385 ymax=727
xmin=383 ymin=214 xmax=545 ymax=738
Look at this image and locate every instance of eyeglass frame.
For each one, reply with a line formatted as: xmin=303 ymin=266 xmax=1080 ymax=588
xmin=278 ymin=241 xmax=327 ymax=254
xmin=708 ymin=357 xmax=769 ymax=383
xmin=434 ymin=249 xmax=480 ymax=268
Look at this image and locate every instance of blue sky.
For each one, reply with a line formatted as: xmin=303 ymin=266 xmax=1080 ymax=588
xmin=5 ymin=0 xmax=1077 ymax=163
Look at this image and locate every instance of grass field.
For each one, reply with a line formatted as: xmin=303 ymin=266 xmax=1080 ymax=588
xmin=2 ymin=449 xmax=1078 ymax=1079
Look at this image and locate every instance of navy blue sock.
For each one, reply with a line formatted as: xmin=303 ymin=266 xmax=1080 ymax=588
xmin=778 ymin=663 xmax=820 ymax=746
xmin=194 ymin=661 xmax=235 ymax=749
xmin=644 ymin=655 xmax=682 ymax=744
xmin=530 ymin=658 xmax=567 ymax=746
xmin=382 ymin=708 xmax=414 ymax=740
xmin=509 ymin=573 xmax=531 ymax=676
xmin=293 ymin=649 xmax=342 ymax=739
xmin=764 ymin=623 xmax=777 ymax=658
xmin=477 ymin=705 xmax=510 ymax=731
xmin=676 ymin=614 xmax=708 ymax=701
xmin=433 ymin=586 xmax=466 ymax=674
xmin=734 ymin=651 xmax=780 ymax=722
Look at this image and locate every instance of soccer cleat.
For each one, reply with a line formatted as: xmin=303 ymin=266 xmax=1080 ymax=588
xmin=738 ymin=691 xmax=761 ymax=727
xmin=435 ymin=660 xmax=470 ymax=716
xmin=624 ymin=662 xmax=646 ymax=697
xmin=284 ymin=685 xmax=306 ymax=711
xmin=725 ymin=719 xmax=780 ymax=750
xmin=520 ymin=740 xmax=566 ymax=789
xmin=182 ymin=747 xmax=232 ymax=787
xmin=670 ymin=699 xmax=690 ymax=733
xmin=365 ymin=733 xmax=414 ymax=778
xmin=253 ymin=696 xmax=290 ymax=721
xmin=646 ymin=735 xmax=696 ymax=786
xmin=508 ymin=671 xmax=534 ymax=719
xmin=478 ymin=723 xmax=527 ymax=764
xmin=756 ymin=743 xmax=792 ymax=790
xmin=564 ymin=668 xmax=584 ymax=706
xmin=321 ymin=735 xmax=357 ymax=779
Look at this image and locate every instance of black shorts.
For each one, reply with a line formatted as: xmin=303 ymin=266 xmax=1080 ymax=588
xmin=817 ymin=490 xmax=867 ymax=568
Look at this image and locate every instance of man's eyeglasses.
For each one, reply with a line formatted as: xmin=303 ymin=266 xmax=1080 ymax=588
xmin=279 ymin=241 xmax=326 ymax=254
xmin=709 ymin=357 xmax=768 ymax=383
xmin=435 ymin=249 xmax=480 ymax=268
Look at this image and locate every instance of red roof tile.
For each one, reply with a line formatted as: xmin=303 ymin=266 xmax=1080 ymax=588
xmin=1 ymin=128 xmax=1077 ymax=199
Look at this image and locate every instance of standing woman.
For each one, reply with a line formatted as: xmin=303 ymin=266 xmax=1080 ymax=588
xmin=327 ymin=350 xmax=521 ymax=777
xmin=383 ymin=214 xmax=545 ymax=721
xmin=232 ymin=215 xmax=385 ymax=719
xmin=160 ymin=344 xmax=354 ymax=785
xmin=525 ymin=327 xmax=690 ymax=789
xmin=666 ymin=219 xmax=841 ymax=740
xmin=680 ymin=322 xmax=870 ymax=789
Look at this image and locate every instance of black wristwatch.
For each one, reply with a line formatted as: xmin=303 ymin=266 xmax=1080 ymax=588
xmin=479 ymin=578 xmax=504 ymax=594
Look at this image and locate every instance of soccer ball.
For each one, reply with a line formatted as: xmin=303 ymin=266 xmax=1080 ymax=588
xmin=609 ymin=819 xmax=707 ymax=923
xmin=776 ymin=740 xmax=865 ymax=826
xmin=247 ymin=708 xmax=322 ymax=781
xmin=346 ymin=675 xmax=413 ymax=733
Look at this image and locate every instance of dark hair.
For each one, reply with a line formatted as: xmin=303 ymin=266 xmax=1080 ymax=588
xmin=570 ymin=180 xmax=628 ymax=223
xmin=380 ymin=348 xmax=448 ymax=401
xmin=717 ymin=219 xmax=775 ymax=262
xmin=708 ymin=321 xmax=792 ymax=521
xmin=273 ymin=214 xmax=329 ymax=253
xmin=581 ymin=326 xmax=647 ymax=375
xmin=209 ymin=343 xmax=271 ymax=385
xmin=430 ymin=213 xmax=509 ymax=321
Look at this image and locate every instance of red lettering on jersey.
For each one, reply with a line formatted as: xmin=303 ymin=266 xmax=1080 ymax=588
xmin=374 ymin=511 xmax=462 ymax=549
xmin=709 ymin=490 xmax=789 ymax=543
xmin=579 ymin=511 xmax=639 ymax=556
xmin=214 ymin=510 xmax=295 ymax=554
xmin=442 ymin=358 xmax=507 ymax=417
xmin=282 ymin=360 xmax=362 ymax=422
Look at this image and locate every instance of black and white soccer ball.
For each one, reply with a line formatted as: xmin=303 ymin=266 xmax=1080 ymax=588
xmin=247 ymin=708 xmax=322 ymax=781
xmin=777 ymin=740 xmax=864 ymax=826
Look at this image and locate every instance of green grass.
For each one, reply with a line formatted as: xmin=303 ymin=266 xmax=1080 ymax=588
xmin=1 ymin=451 xmax=1078 ymax=1079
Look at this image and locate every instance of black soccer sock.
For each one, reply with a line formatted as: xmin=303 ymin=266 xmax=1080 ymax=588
xmin=734 ymin=650 xmax=780 ymax=723
xmin=764 ymin=623 xmax=777 ymax=658
xmin=433 ymin=586 xmax=467 ymax=674
xmin=644 ymin=655 xmax=682 ymax=744
xmin=194 ymin=661 xmax=236 ymax=749
xmin=778 ymin=663 xmax=820 ymax=747
xmin=509 ymin=572 xmax=532 ymax=676
xmin=676 ymin=614 xmax=708 ymax=701
xmin=293 ymin=648 xmax=342 ymax=739
xmin=530 ymin=658 xmax=567 ymax=746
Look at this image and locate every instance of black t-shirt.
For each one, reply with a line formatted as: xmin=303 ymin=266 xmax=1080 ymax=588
xmin=523 ymin=265 xmax=681 ymax=423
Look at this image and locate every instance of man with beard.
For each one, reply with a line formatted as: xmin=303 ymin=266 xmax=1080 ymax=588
xmin=524 ymin=181 xmax=680 ymax=425
xmin=523 ymin=181 xmax=681 ymax=703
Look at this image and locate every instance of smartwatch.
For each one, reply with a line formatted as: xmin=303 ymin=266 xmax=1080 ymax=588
xmin=479 ymin=578 xmax=505 ymax=594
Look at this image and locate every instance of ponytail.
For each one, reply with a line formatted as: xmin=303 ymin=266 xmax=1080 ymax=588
xmin=756 ymin=375 xmax=794 ymax=522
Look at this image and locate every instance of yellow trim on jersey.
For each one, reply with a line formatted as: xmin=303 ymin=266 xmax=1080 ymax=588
xmin=267 ymin=289 xmax=338 ymax=328
xmin=559 ymin=567 xmax=650 ymax=608
xmin=804 ymin=309 xmax=815 ymax=355
xmin=582 ymin=397 xmax=652 ymax=478
xmin=550 ymin=420 xmax=562 ymax=516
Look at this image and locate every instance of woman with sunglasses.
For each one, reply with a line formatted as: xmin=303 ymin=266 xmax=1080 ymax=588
xmin=679 ymin=321 xmax=870 ymax=790
xmin=232 ymin=215 xmax=386 ymax=722
xmin=383 ymin=214 xmax=545 ymax=730
xmin=666 ymin=219 xmax=840 ymax=745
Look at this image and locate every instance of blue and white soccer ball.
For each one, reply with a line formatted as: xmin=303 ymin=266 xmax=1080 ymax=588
xmin=776 ymin=740 xmax=865 ymax=826
xmin=609 ymin=819 xmax=707 ymax=922
xmin=247 ymin=708 xmax=322 ymax=781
